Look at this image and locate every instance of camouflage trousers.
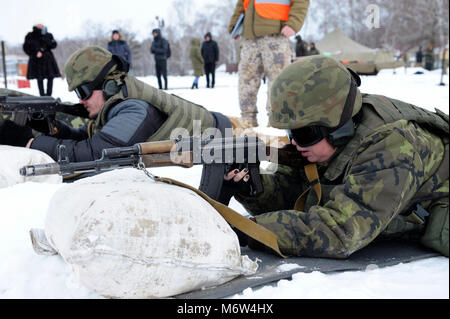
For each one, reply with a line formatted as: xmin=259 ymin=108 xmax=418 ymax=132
xmin=238 ymin=35 xmax=291 ymax=122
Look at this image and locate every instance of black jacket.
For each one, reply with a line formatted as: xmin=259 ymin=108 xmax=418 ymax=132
xmin=416 ymin=50 xmax=423 ymax=63
xmin=201 ymin=33 xmax=219 ymax=64
xmin=295 ymin=39 xmax=308 ymax=57
xmin=23 ymin=27 xmax=61 ymax=79
xmin=108 ymin=39 xmax=132 ymax=65
xmin=30 ymin=99 xmax=167 ymax=162
xmin=150 ymin=29 xmax=169 ymax=61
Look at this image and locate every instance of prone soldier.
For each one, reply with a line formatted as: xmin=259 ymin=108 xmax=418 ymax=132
xmin=226 ymin=55 xmax=449 ymax=258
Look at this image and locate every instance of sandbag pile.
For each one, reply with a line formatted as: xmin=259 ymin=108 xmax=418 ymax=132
xmin=0 ymin=145 xmax=62 ymax=188
xmin=44 ymin=168 xmax=258 ymax=298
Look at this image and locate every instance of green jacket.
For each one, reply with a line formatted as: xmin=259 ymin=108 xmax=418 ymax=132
xmin=424 ymin=48 xmax=435 ymax=64
xmin=237 ymin=94 xmax=449 ymax=258
xmin=190 ymin=38 xmax=204 ymax=77
xmin=228 ymin=0 xmax=309 ymax=40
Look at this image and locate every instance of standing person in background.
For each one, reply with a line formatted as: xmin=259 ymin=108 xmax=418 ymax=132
xmin=107 ymin=30 xmax=132 ymax=68
xmin=228 ymin=0 xmax=310 ymax=127
xmin=150 ymin=28 xmax=169 ymax=90
xmin=190 ymin=38 xmax=204 ymax=89
xmin=201 ymin=32 xmax=219 ymax=88
xmin=415 ymin=46 xmax=423 ymax=67
xmin=308 ymin=42 xmax=320 ymax=55
xmin=295 ymin=34 xmax=307 ymax=58
xmin=424 ymin=44 xmax=435 ymax=71
xmin=23 ymin=23 xmax=60 ymax=96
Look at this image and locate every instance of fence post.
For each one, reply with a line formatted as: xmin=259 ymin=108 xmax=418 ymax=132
xmin=1 ymin=41 xmax=7 ymax=89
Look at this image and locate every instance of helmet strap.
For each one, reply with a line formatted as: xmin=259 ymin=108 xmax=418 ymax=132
xmin=326 ymin=77 xmax=359 ymax=147
xmin=337 ymin=77 xmax=358 ymax=127
xmin=85 ymin=55 xmax=128 ymax=93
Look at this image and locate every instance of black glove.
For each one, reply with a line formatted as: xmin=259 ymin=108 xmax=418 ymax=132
xmin=0 ymin=120 xmax=34 ymax=147
xmin=27 ymin=118 xmax=52 ymax=135
xmin=217 ymin=165 xmax=252 ymax=205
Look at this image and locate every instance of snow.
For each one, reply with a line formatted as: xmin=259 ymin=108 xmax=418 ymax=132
xmin=0 ymin=66 xmax=449 ymax=299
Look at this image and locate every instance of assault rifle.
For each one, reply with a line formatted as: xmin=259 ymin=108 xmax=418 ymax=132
xmin=0 ymin=93 xmax=89 ymax=135
xmin=20 ymin=136 xmax=305 ymax=197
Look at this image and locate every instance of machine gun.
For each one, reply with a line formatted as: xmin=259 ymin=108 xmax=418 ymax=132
xmin=20 ymin=136 xmax=305 ymax=197
xmin=0 ymin=93 xmax=89 ymax=135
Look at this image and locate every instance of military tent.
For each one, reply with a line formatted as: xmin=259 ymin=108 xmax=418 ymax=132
xmin=315 ymin=28 xmax=404 ymax=75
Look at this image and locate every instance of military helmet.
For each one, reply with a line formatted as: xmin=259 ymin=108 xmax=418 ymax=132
xmin=64 ymin=46 xmax=117 ymax=91
xmin=269 ymin=55 xmax=362 ymax=130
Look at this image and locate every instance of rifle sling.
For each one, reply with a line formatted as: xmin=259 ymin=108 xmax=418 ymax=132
xmin=294 ymin=163 xmax=322 ymax=211
xmin=153 ymin=176 xmax=287 ymax=258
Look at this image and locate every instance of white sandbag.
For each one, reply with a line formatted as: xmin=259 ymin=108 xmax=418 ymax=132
xmin=45 ymin=168 xmax=258 ymax=298
xmin=0 ymin=145 xmax=62 ymax=188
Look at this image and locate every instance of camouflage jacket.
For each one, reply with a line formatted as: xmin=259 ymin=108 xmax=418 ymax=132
xmin=236 ymin=94 xmax=449 ymax=258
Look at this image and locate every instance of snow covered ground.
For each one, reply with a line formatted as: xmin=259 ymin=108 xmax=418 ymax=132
xmin=0 ymin=66 xmax=449 ymax=299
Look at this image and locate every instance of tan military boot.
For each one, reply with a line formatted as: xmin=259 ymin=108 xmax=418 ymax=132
xmin=239 ymin=112 xmax=258 ymax=127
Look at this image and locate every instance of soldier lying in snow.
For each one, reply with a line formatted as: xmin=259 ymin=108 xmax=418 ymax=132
xmin=225 ymin=56 xmax=449 ymax=258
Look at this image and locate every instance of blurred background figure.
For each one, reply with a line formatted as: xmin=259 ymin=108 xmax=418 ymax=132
xmin=424 ymin=44 xmax=435 ymax=71
xmin=22 ymin=23 xmax=60 ymax=96
xmin=201 ymin=32 xmax=219 ymax=88
xmin=107 ymin=30 xmax=132 ymax=68
xmin=154 ymin=16 xmax=165 ymax=30
xmin=308 ymin=42 xmax=320 ymax=55
xmin=415 ymin=46 xmax=423 ymax=67
xmin=189 ymin=38 xmax=204 ymax=89
xmin=150 ymin=28 xmax=170 ymax=90
xmin=295 ymin=34 xmax=308 ymax=58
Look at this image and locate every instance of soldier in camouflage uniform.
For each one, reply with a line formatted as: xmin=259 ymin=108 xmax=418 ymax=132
xmin=0 ymin=46 xmax=227 ymax=165
xmin=227 ymin=56 xmax=449 ymax=258
xmin=228 ymin=0 xmax=310 ymax=127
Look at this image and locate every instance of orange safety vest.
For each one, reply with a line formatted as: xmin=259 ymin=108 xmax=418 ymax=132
xmin=244 ymin=0 xmax=291 ymax=21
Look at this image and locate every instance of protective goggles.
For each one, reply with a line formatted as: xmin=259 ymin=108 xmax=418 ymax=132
xmin=74 ymin=83 xmax=94 ymax=101
xmin=288 ymin=119 xmax=356 ymax=148
xmin=287 ymin=126 xmax=329 ymax=147
xmin=73 ymin=55 xmax=126 ymax=101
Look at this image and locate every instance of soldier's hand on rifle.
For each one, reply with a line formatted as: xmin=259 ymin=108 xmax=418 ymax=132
xmin=0 ymin=120 xmax=34 ymax=147
xmin=26 ymin=117 xmax=55 ymax=135
xmin=217 ymin=166 xmax=252 ymax=205
xmin=225 ymin=167 xmax=250 ymax=183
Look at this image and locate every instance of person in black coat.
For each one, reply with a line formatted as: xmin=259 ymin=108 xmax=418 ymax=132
xmin=201 ymin=32 xmax=219 ymax=88
xmin=295 ymin=35 xmax=307 ymax=58
xmin=107 ymin=30 xmax=132 ymax=67
xmin=23 ymin=24 xmax=60 ymax=96
xmin=415 ymin=46 xmax=423 ymax=67
xmin=150 ymin=28 xmax=169 ymax=90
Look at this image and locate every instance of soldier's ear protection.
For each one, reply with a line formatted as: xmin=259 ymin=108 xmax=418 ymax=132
xmin=102 ymin=79 xmax=121 ymax=100
xmin=75 ymin=54 xmax=130 ymax=101
xmin=100 ymin=55 xmax=131 ymax=100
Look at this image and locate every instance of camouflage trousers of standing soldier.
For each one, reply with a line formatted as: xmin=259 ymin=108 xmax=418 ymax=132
xmin=238 ymin=35 xmax=291 ymax=125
